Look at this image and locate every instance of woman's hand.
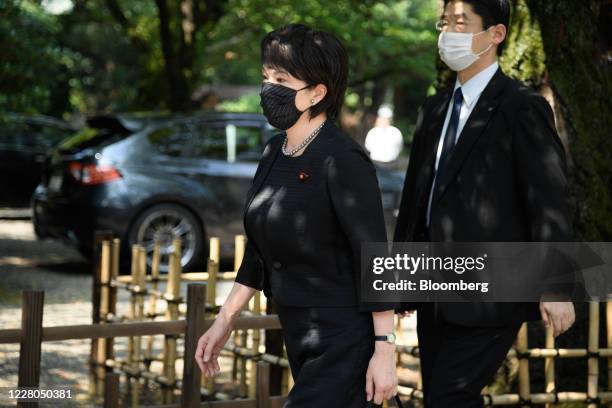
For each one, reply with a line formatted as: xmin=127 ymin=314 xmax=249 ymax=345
xmin=365 ymin=342 xmax=398 ymax=405
xmin=194 ymin=312 xmax=234 ymax=377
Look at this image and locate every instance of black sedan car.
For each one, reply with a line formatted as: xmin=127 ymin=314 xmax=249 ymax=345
xmin=32 ymin=112 xmax=404 ymax=273
xmin=0 ymin=113 xmax=77 ymax=207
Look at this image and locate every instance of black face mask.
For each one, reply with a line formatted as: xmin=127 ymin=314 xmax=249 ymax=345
xmin=260 ymin=82 xmax=310 ymax=130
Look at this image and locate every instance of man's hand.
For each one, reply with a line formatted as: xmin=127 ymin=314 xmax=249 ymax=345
xmin=539 ymin=299 xmax=575 ymax=337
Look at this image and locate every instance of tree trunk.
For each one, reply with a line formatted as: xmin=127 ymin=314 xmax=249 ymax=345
xmin=155 ymin=0 xmax=192 ymax=111
xmin=527 ymin=0 xmax=612 ymax=241
xmin=526 ymin=0 xmax=612 ymax=397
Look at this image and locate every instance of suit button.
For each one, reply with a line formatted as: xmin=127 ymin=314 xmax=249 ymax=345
xmin=273 ymin=261 xmax=282 ymax=269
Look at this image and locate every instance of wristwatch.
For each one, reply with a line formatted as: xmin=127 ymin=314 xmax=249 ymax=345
xmin=374 ymin=332 xmax=396 ymax=344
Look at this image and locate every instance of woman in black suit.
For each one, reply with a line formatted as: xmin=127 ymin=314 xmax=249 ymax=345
xmin=195 ymin=23 xmax=400 ymax=407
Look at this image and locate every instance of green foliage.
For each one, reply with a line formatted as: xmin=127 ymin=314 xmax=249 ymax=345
xmin=0 ymin=0 xmax=437 ymax=184
xmin=499 ymin=0 xmax=546 ymax=86
xmin=0 ymin=0 xmax=442 ymax=155
xmin=1 ymin=0 xmax=439 ymax=132
xmin=218 ymin=93 xmax=262 ymax=113
xmin=0 ymin=0 xmax=67 ymax=114
xmin=56 ymin=1 xmax=157 ymax=113
xmin=202 ymin=0 xmax=439 ymax=87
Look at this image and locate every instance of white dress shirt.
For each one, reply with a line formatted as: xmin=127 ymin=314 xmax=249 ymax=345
xmin=426 ymin=61 xmax=499 ymax=227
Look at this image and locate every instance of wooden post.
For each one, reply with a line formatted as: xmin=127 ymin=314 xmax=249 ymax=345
xmin=234 ymin=234 xmax=245 ymax=272
xmin=587 ymin=302 xmax=600 ymax=408
xmin=256 ymin=361 xmax=271 ymax=408
xmin=544 ymin=326 xmax=555 ymax=408
xmin=232 ymin=236 xmax=245 ymax=384
xmin=96 ymin=240 xmax=112 ymax=395
xmin=517 ymin=323 xmax=530 ymax=407
xmin=104 ymin=372 xmax=120 ymax=408
xmin=166 ymin=238 xmax=183 ymax=301
xmin=91 ymin=230 xmax=113 ymax=398
xmin=17 ymin=290 xmax=44 ymax=408
xmin=395 ymin=314 xmax=404 ymax=368
xmin=206 ymin=258 xmax=218 ymax=396
xmin=145 ymin=241 xmax=161 ymax=384
xmin=130 ymin=245 xmax=147 ymax=407
xmin=163 ymin=238 xmax=182 ymax=404
xmin=202 ymin=238 xmax=220 ymax=396
xmin=236 ymin=233 xmax=261 ymax=399
xmin=181 ymin=284 xmax=207 ymax=408
xmin=209 ymin=237 xmax=220 ymax=265
xmin=207 ymin=258 xmax=218 ymax=313
xmin=107 ymin=238 xmax=120 ymax=367
xmin=127 ymin=244 xmax=139 ymax=405
xmin=239 ymin=335 xmax=247 ymax=394
xmin=162 ymin=251 xmax=176 ymax=404
xmin=231 ymin=234 xmax=251 ymax=397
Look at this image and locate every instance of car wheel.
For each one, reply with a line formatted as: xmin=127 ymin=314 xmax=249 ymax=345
xmin=128 ymin=203 xmax=204 ymax=274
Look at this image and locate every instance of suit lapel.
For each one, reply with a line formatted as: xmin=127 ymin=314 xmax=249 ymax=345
xmin=415 ymin=88 xmax=453 ymax=207
xmin=433 ymin=67 xmax=508 ymax=205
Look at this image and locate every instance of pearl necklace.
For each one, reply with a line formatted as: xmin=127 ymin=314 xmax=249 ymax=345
xmin=281 ymin=120 xmax=326 ymax=157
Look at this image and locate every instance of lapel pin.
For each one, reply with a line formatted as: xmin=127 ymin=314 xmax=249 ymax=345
xmin=298 ymin=171 xmax=309 ymax=182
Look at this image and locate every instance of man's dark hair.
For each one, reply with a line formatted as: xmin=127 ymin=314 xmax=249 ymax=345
xmin=444 ymin=0 xmax=510 ymax=55
xmin=261 ymin=23 xmax=348 ymax=120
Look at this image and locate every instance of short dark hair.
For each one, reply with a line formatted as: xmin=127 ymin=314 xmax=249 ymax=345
xmin=261 ymin=23 xmax=348 ymax=120
xmin=444 ymin=0 xmax=510 ymax=55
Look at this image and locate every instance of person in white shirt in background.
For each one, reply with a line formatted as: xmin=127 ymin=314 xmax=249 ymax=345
xmin=365 ymin=104 xmax=403 ymax=163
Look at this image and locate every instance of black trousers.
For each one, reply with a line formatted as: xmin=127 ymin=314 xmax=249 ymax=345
xmin=276 ymin=302 xmax=375 ymax=408
xmin=417 ymin=303 xmax=521 ymax=407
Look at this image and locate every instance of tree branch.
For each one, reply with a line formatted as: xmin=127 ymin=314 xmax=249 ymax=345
xmin=103 ymin=0 xmax=149 ymax=53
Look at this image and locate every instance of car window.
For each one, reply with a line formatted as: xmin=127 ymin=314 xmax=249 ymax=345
xmin=188 ymin=122 xmax=263 ymax=162
xmin=233 ymin=125 xmax=263 ymax=162
xmin=25 ymin=122 xmax=73 ymax=148
xmin=189 ymin=125 xmax=227 ymax=160
xmin=148 ymin=124 xmax=193 ymax=157
xmin=0 ymin=120 xmax=71 ymax=150
xmin=0 ymin=120 xmax=28 ymax=147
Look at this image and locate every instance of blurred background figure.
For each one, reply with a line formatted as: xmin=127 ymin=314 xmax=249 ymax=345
xmin=365 ymin=104 xmax=403 ymax=164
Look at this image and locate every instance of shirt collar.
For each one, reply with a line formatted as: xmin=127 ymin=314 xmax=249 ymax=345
xmin=454 ymin=61 xmax=499 ymax=108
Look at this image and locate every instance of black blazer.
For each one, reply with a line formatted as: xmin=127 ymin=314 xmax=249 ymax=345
xmin=393 ymin=67 xmax=573 ymax=326
xmin=235 ymin=120 xmax=400 ymax=313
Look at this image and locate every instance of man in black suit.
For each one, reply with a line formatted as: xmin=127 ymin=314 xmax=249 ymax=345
xmin=393 ymin=1 xmax=575 ymax=406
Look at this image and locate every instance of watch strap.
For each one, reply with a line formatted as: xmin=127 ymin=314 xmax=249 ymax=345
xmin=374 ymin=335 xmax=389 ymax=341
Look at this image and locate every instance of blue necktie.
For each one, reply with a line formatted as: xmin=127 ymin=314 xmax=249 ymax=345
xmin=432 ymin=87 xmax=463 ymax=202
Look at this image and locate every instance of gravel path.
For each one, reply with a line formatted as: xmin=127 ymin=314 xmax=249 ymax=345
xmin=0 ymin=220 xmax=254 ymax=407
xmin=0 ymin=220 xmax=186 ymax=407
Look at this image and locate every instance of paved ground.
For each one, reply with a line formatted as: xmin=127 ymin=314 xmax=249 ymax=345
xmin=0 ymin=219 xmax=196 ymax=407
xmin=0 ymin=218 xmax=418 ymax=407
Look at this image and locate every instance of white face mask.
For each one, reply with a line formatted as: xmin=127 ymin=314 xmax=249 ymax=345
xmin=438 ymin=29 xmax=493 ymax=71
